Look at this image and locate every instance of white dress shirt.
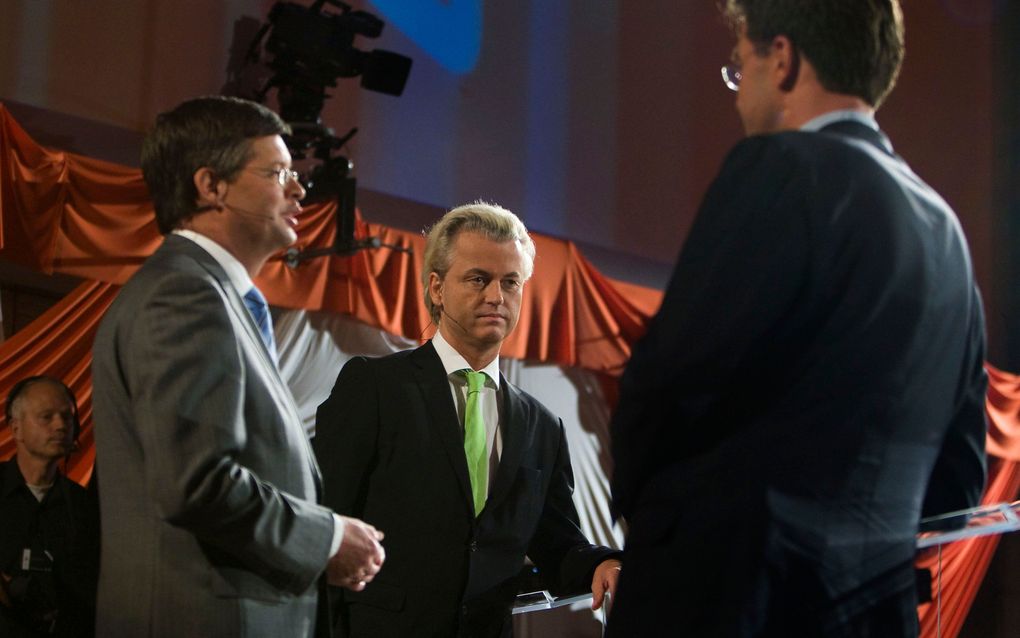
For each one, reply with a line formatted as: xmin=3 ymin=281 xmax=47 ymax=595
xmin=800 ymin=109 xmax=879 ymax=132
xmin=432 ymin=330 xmax=504 ymax=494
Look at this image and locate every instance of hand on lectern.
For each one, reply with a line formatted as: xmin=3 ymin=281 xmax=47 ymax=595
xmin=591 ymin=558 xmax=622 ymax=611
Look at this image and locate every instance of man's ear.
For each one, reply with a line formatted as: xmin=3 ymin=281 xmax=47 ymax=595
xmin=193 ymin=167 xmax=224 ymax=211
xmin=772 ymin=35 xmax=800 ymax=93
xmin=428 ymin=272 xmax=443 ymax=308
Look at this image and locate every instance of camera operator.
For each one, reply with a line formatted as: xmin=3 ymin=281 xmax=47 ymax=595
xmin=0 ymin=376 xmax=99 ymax=638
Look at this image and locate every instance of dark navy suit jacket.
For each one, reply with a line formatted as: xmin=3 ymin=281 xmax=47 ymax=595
xmin=609 ymin=121 xmax=988 ymax=636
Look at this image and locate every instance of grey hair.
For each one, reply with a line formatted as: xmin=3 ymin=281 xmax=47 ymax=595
xmin=421 ymin=201 xmax=536 ymax=324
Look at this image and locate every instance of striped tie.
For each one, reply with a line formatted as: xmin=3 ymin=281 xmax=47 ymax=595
xmin=243 ymin=287 xmax=278 ymax=363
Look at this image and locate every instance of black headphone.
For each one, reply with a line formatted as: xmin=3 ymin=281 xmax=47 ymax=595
xmin=5 ymin=375 xmax=81 ymax=443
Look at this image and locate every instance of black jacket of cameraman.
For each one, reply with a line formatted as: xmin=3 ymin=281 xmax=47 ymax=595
xmin=0 ymin=459 xmax=99 ymax=638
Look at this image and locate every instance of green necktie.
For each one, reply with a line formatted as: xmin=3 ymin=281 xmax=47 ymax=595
xmin=461 ymin=370 xmax=489 ymax=517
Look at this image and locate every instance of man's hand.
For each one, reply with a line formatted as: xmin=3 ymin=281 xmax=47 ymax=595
xmin=326 ymin=516 xmax=386 ymax=592
xmin=591 ymin=558 xmax=622 ymax=611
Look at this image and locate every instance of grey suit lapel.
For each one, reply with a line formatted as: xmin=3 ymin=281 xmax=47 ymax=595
xmin=165 ymin=235 xmax=323 ymax=487
xmin=170 ymin=237 xmax=283 ymax=384
xmin=413 ymin=343 xmax=475 ymax=516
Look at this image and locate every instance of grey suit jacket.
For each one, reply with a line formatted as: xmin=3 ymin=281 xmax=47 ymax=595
xmin=92 ymin=234 xmax=335 ymax=638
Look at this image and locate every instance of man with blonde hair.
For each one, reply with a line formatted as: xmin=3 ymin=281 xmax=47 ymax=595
xmin=315 ymin=202 xmax=621 ymax=637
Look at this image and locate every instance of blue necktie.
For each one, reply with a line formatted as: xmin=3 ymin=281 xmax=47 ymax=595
xmin=243 ymin=287 xmax=278 ymax=363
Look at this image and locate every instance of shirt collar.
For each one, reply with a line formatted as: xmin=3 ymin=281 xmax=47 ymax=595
xmin=432 ymin=330 xmax=501 ymax=389
xmin=173 ymin=229 xmax=255 ymax=295
xmin=800 ymin=109 xmax=879 ymax=133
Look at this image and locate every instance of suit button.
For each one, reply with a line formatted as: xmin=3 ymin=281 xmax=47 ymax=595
xmin=469 ymin=540 xmax=478 ymax=552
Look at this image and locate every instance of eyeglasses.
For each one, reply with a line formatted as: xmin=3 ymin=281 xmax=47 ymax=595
xmin=248 ymin=167 xmax=301 ymax=187
xmin=721 ymin=64 xmax=742 ymax=91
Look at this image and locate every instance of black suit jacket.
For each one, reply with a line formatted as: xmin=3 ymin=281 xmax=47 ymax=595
xmin=313 ymin=342 xmax=618 ymax=638
xmin=608 ymin=121 xmax=987 ymax=635
xmin=0 ymin=460 xmax=99 ymax=638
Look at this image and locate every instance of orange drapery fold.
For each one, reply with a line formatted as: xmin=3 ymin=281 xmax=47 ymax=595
xmin=0 ymin=103 xmax=1017 ymax=637
xmin=0 ymin=279 xmax=118 ymax=484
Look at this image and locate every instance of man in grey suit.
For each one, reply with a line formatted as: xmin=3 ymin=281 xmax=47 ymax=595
xmin=91 ymin=96 xmax=386 ymax=637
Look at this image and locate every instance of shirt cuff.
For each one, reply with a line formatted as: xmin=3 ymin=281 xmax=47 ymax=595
xmin=330 ymin=513 xmax=346 ymax=557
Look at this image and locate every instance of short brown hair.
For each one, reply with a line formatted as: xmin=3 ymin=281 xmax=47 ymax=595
xmin=723 ymin=0 xmax=904 ymax=107
xmin=421 ymin=202 xmax=536 ymax=324
xmin=141 ymin=96 xmax=290 ymax=234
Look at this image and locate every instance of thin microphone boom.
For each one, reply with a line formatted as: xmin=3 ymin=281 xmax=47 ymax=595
xmin=441 ymin=306 xmax=471 ymax=336
xmin=223 ymin=202 xmax=281 ymax=221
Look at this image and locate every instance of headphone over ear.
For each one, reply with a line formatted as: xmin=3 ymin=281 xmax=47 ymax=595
xmin=5 ymin=375 xmax=81 ymax=442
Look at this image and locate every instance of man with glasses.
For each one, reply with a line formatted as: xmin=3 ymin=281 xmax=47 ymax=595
xmin=91 ymin=96 xmax=385 ymax=638
xmin=609 ymin=1 xmax=987 ymax=636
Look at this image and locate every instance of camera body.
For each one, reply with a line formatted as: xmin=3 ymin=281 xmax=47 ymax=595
xmin=3 ymin=547 xmax=60 ymax=635
xmin=263 ymin=0 xmax=412 ymax=124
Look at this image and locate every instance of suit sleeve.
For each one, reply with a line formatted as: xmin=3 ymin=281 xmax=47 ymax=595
xmin=312 ymin=356 xmax=380 ymax=517
xmin=922 ymin=292 xmax=989 ymax=518
xmin=127 ymin=271 xmax=333 ymax=595
xmin=610 ymin=136 xmax=813 ymax=520
xmin=527 ymin=417 xmax=621 ymax=595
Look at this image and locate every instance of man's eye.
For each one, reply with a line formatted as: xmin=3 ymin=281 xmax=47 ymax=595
xmin=502 ymin=280 xmax=520 ymax=290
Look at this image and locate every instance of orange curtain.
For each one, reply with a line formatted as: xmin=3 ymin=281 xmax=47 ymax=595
xmin=913 ymin=366 xmax=1020 ymax=637
xmin=0 ymin=103 xmax=1017 ymax=637
xmin=0 ymin=279 xmax=118 ymax=485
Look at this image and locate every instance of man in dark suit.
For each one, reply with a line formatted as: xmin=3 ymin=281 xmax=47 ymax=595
xmin=608 ymin=1 xmax=987 ymax=636
xmin=91 ymin=96 xmax=385 ymax=638
xmin=314 ymin=202 xmax=622 ymax=637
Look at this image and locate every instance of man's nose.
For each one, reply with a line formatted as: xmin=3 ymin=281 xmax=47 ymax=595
xmin=483 ymin=281 xmax=504 ymax=304
xmin=287 ymin=177 xmax=306 ymax=201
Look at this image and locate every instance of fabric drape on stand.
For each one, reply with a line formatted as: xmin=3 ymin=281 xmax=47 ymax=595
xmin=0 ymin=102 xmax=1017 ymax=638
xmin=913 ymin=365 xmax=1020 ymax=637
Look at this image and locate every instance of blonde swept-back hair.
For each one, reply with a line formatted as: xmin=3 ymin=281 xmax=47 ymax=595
xmin=421 ymin=201 xmax=536 ymax=325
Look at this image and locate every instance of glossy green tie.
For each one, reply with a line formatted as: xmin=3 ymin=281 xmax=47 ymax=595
xmin=461 ymin=370 xmax=489 ymax=517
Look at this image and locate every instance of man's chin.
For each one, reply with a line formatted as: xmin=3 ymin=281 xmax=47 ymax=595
xmin=472 ymin=328 xmax=508 ymax=345
xmin=272 ymin=227 xmax=298 ymax=251
xmin=45 ymin=445 xmax=73 ymax=458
